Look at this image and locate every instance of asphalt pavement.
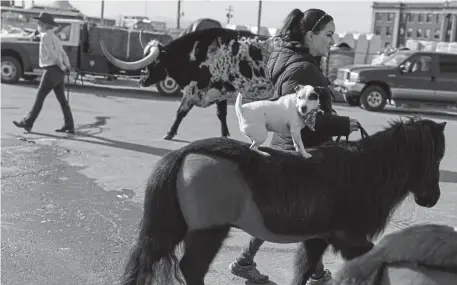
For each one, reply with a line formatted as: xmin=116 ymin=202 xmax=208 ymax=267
xmin=1 ymin=81 xmax=457 ymax=285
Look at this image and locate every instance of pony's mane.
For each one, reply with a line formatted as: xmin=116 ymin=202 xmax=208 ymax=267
xmin=335 ymin=117 xmax=439 ymax=238
xmin=334 ymin=224 xmax=457 ymax=284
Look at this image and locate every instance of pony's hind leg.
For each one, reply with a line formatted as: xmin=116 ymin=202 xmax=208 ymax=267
xmin=292 ymin=238 xmax=329 ymax=285
xmin=180 ymin=227 xmax=230 ymax=285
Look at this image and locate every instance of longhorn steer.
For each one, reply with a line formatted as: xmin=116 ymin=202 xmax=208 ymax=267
xmin=101 ymin=28 xmax=275 ymax=140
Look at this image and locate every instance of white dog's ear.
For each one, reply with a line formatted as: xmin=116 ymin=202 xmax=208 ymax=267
xmin=294 ymin=85 xmax=305 ymax=93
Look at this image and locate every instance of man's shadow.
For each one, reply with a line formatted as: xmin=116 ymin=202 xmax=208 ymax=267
xmin=27 ymin=116 xmax=191 ymax=156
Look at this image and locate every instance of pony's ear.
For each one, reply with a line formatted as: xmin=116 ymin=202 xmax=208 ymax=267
xmin=436 ymin=121 xmax=447 ymax=133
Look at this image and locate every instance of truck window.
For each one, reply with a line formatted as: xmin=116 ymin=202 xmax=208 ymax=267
xmin=52 ymin=22 xmax=71 ymax=42
xmin=438 ymin=54 xmax=457 ymax=74
xmin=382 ymin=51 xmax=413 ymax=66
xmin=405 ymin=55 xmax=433 ymax=73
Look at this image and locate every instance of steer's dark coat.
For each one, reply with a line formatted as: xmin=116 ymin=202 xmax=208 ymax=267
xmin=140 ymin=28 xmax=274 ymax=140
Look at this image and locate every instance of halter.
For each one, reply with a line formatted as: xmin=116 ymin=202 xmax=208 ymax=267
xmin=335 ymin=121 xmax=369 ymax=143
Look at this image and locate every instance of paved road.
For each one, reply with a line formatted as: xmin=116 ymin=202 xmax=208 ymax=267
xmin=2 ymin=82 xmax=457 ymax=285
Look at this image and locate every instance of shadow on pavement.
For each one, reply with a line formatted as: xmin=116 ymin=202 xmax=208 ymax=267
xmin=9 ymin=80 xmax=181 ymax=103
xmin=29 ymin=131 xmax=174 ymax=157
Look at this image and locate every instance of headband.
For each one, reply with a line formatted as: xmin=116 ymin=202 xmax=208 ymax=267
xmin=311 ymin=14 xmax=328 ymax=32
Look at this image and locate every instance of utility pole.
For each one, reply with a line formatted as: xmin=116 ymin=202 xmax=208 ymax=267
xmin=100 ymin=0 xmax=105 ymax=26
xmin=226 ymin=5 xmax=234 ymax=25
xmin=257 ymin=0 xmax=262 ymax=35
xmin=177 ymin=0 xmax=182 ymax=29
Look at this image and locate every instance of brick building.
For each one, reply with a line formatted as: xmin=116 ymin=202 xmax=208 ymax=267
xmin=371 ymin=1 xmax=457 ymax=48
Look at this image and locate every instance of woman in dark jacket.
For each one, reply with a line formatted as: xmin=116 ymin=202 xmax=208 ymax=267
xmin=229 ymin=8 xmax=361 ymax=285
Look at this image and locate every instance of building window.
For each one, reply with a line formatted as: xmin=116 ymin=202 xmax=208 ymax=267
xmin=375 ymin=12 xmax=382 ymax=21
xmin=384 ymin=42 xmax=391 ymax=48
xmin=387 ymin=13 xmax=395 ymax=22
xmin=425 ymin=28 xmax=431 ymax=39
xmin=407 ymin=28 xmax=413 ymax=38
xmin=436 ymin=14 xmax=441 ymax=23
xmin=406 ymin=13 xmax=412 ymax=22
xmin=416 ymin=28 xmax=423 ymax=38
xmin=417 ymin=14 xmax=424 ymax=23
xmin=386 ymin=26 xmax=392 ymax=36
xmin=401 ymin=13 xmax=406 ymax=22
xmin=434 ymin=28 xmax=441 ymax=39
xmin=374 ymin=26 xmax=381 ymax=35
xmin=426 ymin=13 xmax=432 ymax=22
xmin=399 ymin=27 xmax=405 ymax=36
xmin=446 ymin=28 xmax=451 ymax=42
xmin=410 ymin=13 xmax=416 ymax=22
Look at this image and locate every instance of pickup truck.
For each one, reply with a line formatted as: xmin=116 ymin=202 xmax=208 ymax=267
xmin=1 ymin=18 xmax=172 ymax=86
xmin=333 ymin=50 xmax=457 ymax=112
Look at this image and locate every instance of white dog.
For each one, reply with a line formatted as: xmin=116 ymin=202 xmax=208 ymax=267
xmin=235 ymin=85 xmax=321 ymax=158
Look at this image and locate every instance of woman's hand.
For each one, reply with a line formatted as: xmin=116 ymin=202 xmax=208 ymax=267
xmin=349 ymin=118 xmax=360 ymax=133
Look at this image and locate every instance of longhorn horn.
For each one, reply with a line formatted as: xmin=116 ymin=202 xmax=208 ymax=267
xmin=139 ymin=28 xmax=145 ymax=49
xmin=100 ymin=40 xmax=160 ymax=70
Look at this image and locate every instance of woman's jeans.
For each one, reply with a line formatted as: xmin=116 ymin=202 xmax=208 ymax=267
xmin=23 ymin=66 xmax=74 ymax=128
xmin=235 ymin=237 xmax=325 ymax=276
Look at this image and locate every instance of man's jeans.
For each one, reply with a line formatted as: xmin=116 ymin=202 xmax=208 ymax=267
xmin=23 ymin=66 xmax=74 ymax=128
xmin=235 ymin=236 xmax=325 ymax=275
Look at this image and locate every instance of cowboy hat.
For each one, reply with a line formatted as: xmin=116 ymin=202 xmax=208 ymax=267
xmin=33 ymin=12 xmax=57 ymax=26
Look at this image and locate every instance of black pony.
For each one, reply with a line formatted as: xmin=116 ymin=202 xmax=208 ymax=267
xmin=334 ymin=223 xmax=457 ymax=285
xmin=121 ymin=118 xmax=446 ymax=285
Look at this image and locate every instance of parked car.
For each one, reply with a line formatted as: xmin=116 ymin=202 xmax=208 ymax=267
xmin=156 ymin=18 xmax=223 ymax=96
xmin=333 ymin=50 xmax=457 ymax=111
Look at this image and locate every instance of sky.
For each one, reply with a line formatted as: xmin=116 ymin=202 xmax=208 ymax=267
xmin=28 ymin=0 xmax=446 ymax=33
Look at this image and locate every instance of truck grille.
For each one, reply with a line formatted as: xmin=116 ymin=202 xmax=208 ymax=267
xmin=337 ymin=70 xmax=349 ymax=81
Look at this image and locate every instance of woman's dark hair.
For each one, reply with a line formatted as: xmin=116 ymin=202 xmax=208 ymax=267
xmin=278 ymin=8 xmax=334 ymax=43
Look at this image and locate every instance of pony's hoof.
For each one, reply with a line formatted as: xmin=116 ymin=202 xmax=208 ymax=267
xmin=163 ymin=134 xmax=174 ymax=140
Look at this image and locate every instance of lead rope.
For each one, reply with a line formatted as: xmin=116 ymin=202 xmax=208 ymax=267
xmin=336 ymin=122 xmax=369 ymax=142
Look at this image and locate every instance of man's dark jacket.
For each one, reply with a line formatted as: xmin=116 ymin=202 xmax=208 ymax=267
xmin=266 ymin=40 xmax=351 ymax=150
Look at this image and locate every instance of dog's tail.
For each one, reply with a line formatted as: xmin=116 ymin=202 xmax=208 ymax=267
xmin=234 ymin=92 xmax=248 ymax=129
xmin=235 ymin=92 xmax=245 ymax=119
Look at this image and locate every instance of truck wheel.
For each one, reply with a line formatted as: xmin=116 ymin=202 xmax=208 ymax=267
xmin=344 ymin=95 xmax=360 ymax=107
xmin=1 ymin=56 xmax=22 ymax=84
xmin=157 ymin=77 xmax=181 ymax=96
xmin=360 ymin=85 xmax=387 ymax=111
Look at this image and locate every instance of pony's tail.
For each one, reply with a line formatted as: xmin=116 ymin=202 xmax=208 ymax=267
xmin=121 ymin=151 xmax=188 ymax=285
